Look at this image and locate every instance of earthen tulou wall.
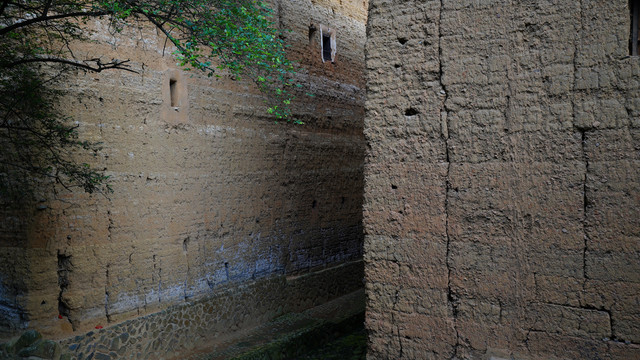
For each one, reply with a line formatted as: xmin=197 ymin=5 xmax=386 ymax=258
xmin=364 ymin=0 xmax=639 ymax=359
xmin=0 ymin=0 xmax=368 ymax=357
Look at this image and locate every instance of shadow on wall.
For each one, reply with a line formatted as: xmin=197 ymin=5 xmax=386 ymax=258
xmin=0 ymin=0 xmax=368 ymax=346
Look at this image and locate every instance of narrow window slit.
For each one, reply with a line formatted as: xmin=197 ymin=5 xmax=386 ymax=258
xmin=317 ymin=25 xmax=336 ymax=63
xmin=322 ymin=34 xmax=332 ymax=62
xmin=170 ymin=79 xmax=178 ymax=107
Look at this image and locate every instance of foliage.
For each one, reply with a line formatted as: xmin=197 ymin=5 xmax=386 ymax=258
xmin=0 ymin=66 xmax=110 ymax=197
xmin=99 ymin=0 xmax=299 ymax=119
xmin=0 ymin=0 xmax=299 ymax=197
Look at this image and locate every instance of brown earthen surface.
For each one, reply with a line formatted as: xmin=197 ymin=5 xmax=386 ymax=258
xmin=0 ymin=0 xmax=368 ymax=354
xmin=364 ymin=1 xmax=640 ymax=359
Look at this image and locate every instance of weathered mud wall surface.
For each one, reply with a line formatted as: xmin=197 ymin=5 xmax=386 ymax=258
xmin=364 ymin=1 xmax=639 ymax=359
xmin=0 ymin=0 xmax=368 ymax=353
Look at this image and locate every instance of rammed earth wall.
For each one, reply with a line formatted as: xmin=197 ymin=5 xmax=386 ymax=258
xmin=364 ymin=0 xmax=639 ymax=359
xmin=0 ymin=0 xmax=368 ymax=354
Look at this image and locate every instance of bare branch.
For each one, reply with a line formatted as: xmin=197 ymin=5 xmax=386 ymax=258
xmin=0 ymin=10 xmax=109 ymax=37
xmin=41 ymin=0 xmax=52 ymax=17
xmin=4 ymin=56 xmax=138 ymax=73
xmin=51 ymin=23 xmax=78 ymax=60
xmin=142 ymin=12 xmax=184 ymax=52
xmin=142 ymin=12 xmax=217 ymax=74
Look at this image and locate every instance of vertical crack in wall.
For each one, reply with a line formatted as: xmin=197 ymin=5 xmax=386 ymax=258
xmin=277 ymin=0 xmax=284 ymax=32
xmin=438 ymin=1 xmax=459 ymax=358
xmin=183 ymin=237 xmax=190 ymax=301
xmin=580 ymin=129 xmax=590 ymax=282
xmin=573 ymin=0 xmax=589 ymax=285
xmin=57 ymin=251 xmax=75 ymax=330
xmin=570 ymin=0 xmax=615 ymax=342
xmin=391 ymin=290 xmax=403 ymax=358
xmin=107 ymin=209 xmax=113 ymax=242
xmin=105 ymin=264 xmax=112 ymax=323
xmin=153 ymin=254 xmax=162 ymax=303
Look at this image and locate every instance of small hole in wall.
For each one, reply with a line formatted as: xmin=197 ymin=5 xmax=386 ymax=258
xmin=398 ymin=37 xmax=408 ymax=45
xmin=391 ymin=184 xmax=398 ymax=190
xmin=394 ymin=64 xmax=401 ymax=69
xmin=312 ymin=199 xmax=317 ymax=208
xmin=170 ymin=79 xmax=178 ymax=107
xmin=405 ymin=108 xmax=419 ymax=116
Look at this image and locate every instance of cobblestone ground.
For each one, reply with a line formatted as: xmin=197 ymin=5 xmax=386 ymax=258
xmin=300 ymin=327 xmax=366 ymax=360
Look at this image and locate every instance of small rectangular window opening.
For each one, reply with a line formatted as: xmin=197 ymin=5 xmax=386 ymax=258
xmin=322 ymin=34 xmax=332 ymax=62
xmin=631 ymin=0 xmax=640 ymax=56
xmin=170 ymin=78 xmax=178 ymax=107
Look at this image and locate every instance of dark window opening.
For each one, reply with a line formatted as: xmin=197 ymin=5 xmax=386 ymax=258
xmin=170 ymin=79 xmax=178 ymax=107
xmin=322 ymin=34 xmax=332 ymax=62
xmin=631 ymin=0 xmax=640 ymax=55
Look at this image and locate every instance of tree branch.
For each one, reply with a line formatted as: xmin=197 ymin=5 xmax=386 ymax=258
xmin=41 ymin=0 xmax=52 ymax=17
xmin=0 ymin=10 xmax=109 ymax=37
xmin=141 ymin=12 xmax=184 ymax=52
xmin=141 ymin=12 xmax=218 ymax=74
xmin=4 ymin=56 xmax=138 ymax=73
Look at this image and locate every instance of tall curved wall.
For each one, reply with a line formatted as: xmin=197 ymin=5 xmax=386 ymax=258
xmin=364 ymin=1 xmax=639 ymax=359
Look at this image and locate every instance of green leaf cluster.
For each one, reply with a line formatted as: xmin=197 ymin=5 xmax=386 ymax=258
xmin=90 ymin=0 xmax=299 ymax=120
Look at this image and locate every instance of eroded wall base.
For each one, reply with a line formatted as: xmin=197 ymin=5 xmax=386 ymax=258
xmin=58 ymin=260 xmax=363 ymax=359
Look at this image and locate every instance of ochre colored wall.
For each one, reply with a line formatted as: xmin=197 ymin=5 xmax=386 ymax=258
xmin=364 ymin=0 xmax=639 ymax=359
xmin=0 ymin=0 xmax=368 ymax=352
